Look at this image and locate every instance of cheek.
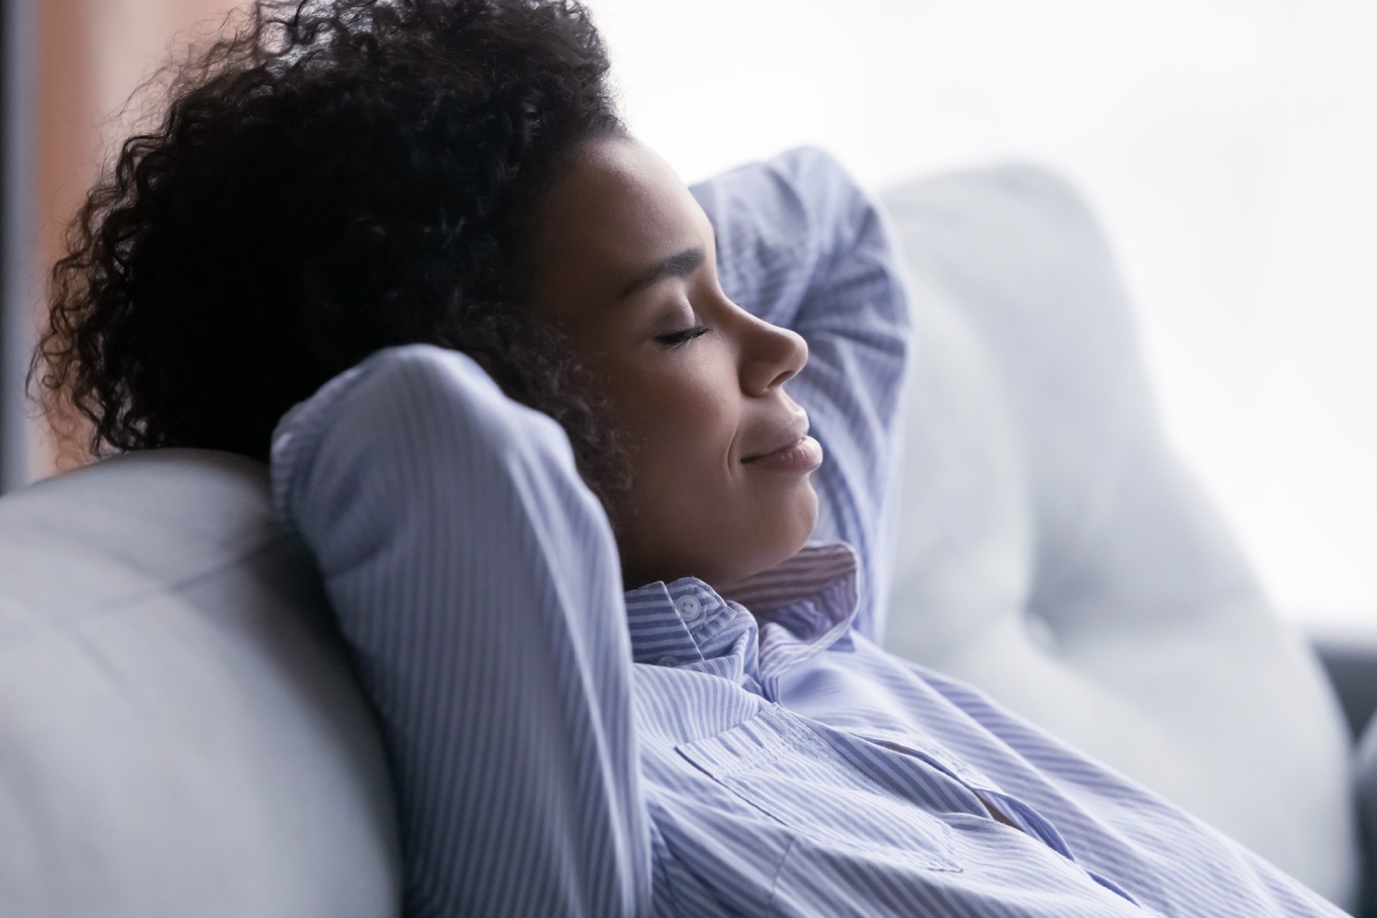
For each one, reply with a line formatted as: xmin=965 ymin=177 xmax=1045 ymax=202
xmin=623 ymin=368 xmax=740 ymax=499
xmin=590 ymin=350 xmax=815 ymax=583
xmin=597 ymin=354 xmax=743 ymax=554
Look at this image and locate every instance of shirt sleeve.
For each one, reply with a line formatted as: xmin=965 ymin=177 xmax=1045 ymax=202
xmin=690 ymin=148 xmax=912 ymax=642
xmin=270 ymin=344 xmax=652 ymax=918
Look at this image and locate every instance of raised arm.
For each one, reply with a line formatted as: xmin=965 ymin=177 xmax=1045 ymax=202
xmin=271 ymin=345 xmax=651 ymax=917
xmin=691 ymin=148 xmax=912 ymax=641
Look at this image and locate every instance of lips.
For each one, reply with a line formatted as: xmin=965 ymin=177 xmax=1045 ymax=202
xmin=745 ymin=435 xmax=824 ymax=472
xmin=742 ymin=415 xmax=824 ymax=473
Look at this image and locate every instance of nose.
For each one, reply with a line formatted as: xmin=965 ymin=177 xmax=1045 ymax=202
xmin=736 ymin=308 xmax=808 ymax=397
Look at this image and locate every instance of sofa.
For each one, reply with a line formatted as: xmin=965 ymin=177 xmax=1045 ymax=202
xmin=0 ymin=164 xmax=1367 ymax=916
xmin=880 ymin=164 xmax=1361 ymax=910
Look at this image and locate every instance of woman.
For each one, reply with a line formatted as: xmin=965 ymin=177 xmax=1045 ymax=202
xmin=36 ymin=1 xmax=1347 ymax=916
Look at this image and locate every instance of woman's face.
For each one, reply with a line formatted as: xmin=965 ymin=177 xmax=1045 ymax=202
xmin=526 ymin=135 xmax=820 ymax=589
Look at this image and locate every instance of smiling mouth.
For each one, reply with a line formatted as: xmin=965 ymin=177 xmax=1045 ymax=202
xmin=742 ymin=435 xmax=824 ymax=473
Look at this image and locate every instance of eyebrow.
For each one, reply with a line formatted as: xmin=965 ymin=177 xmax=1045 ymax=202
xmin=618 ymin=246 xmax=706 ymax=299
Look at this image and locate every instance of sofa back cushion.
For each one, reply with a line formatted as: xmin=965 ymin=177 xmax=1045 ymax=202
xmin=0 ymin=450 xmax=399 ymax=918
xmin=881 ymin=165 xmax=1357 ymax=906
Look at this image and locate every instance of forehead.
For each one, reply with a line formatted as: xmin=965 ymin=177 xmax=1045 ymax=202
xmin=527 ymin=136 xmax=709 ymax=320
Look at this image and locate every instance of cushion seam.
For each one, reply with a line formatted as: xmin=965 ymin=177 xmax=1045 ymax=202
xmin=0 ymin=532 xmax=303 ymax=645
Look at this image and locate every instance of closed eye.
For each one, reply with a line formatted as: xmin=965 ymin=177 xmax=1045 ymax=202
xmin=655 ymin=325 xmax=712 ymax=349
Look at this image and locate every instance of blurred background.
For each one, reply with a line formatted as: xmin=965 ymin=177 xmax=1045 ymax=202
xmin=5 ymin=0 xmax=1377 ymax=632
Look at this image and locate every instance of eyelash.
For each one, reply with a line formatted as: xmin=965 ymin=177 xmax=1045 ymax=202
xmin=655 ymin=325 xmax=711 ymax=349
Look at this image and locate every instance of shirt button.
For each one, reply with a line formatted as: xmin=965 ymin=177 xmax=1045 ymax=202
xmin=656 ymin=654 xmax=678 ymax=667
xmin=675 ymin=594 xmax=702 ymax=622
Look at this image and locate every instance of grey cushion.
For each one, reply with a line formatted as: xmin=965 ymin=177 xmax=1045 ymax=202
xmin=881 ymin=164 xmax=1358 ymax=907
xmin=0 ymin=450 xmax=399 ymax=918
xmin=1354 ymin=712 xmax=1377 ymax=915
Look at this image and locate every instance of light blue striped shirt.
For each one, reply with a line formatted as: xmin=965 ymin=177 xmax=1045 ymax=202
xmin=271 ymin=148 xmax=1344 ymax=917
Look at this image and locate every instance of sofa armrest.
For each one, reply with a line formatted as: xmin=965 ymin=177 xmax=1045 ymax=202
xmin=1311 ymin=631 xmax=1377 ymax=741
xmin=1355 ymin=707 xmax=1377 ymax=917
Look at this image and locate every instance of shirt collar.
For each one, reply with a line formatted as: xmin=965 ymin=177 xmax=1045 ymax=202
xmin=623 ymin=541 xmax=860 ymax=694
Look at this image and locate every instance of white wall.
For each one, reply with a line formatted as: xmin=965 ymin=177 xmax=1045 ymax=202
xmin=585 ymin=0 xmax=1377 ymax=630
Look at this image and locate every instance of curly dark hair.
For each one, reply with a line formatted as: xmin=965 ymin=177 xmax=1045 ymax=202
xmin=33 ymin=0 xmax=629 ymax=499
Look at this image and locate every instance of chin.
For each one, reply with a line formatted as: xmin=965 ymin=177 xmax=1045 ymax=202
xmin=622 ymin=481 xmax=820 ymax=588
xmin=724 ymin=484 xmax=820 ymax=585
xmin=789 ymin=478 xmax=821 ymax=545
